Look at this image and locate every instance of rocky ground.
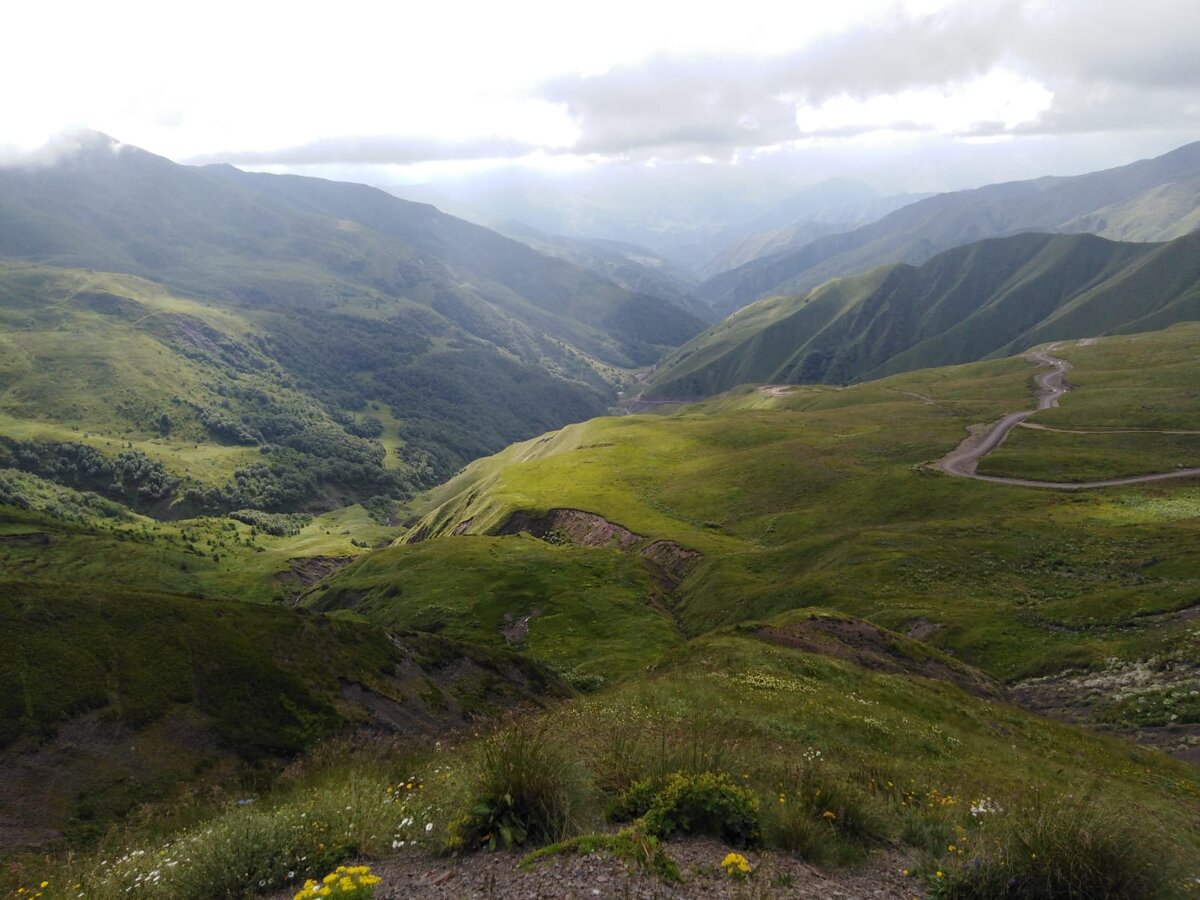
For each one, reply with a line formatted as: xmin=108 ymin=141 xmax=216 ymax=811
xmin=270 ymin=839 xmax=917 ymax=899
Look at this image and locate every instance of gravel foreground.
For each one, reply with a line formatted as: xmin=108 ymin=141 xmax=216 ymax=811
xmin=270 ymin=839 xmax=917 ymax=899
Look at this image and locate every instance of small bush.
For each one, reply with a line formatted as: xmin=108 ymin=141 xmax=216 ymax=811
xmin=451 ymin=718 xmax=593 ymax=852
xmin=639 ymin=771 xmax=762 ymax=848
xmin=927 ymin=790 xmax=1175 ymax=900
xmin=608 ymin=776 xmax=661 ymax=823
xmin=763 ymin=801 xmax=836 ymax=863
xmin=759 ymin=758 xmax=891 ymax=863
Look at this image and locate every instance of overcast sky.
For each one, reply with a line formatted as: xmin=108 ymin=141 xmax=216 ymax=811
xmin=4 ymin=0 xmax=1200 ymax=193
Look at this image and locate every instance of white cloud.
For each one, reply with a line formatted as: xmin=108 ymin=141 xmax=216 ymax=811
xmin=794 ymin=68 xmax=1054 ymax=137
xmin=1 ymin=0 xmax=1198 ymax=173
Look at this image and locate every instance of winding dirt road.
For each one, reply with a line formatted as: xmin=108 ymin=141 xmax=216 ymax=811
xmin=937 ymin=342 xmax=1200 ymax=490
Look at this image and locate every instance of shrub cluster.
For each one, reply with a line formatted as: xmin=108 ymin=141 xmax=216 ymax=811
xmin=227 ymin=508 xmax=311 ymax=536
xmin=623 ymin=771 xmax=762 ymax=848
xmin=0 ymin=439 xmax=177 ymax=510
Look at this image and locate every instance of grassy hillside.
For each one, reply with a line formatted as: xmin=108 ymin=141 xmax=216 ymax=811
xmin=697 ymin=139 xmax=1200 ymax=316
xmin=15 ymin=606 xmax=1199 ymax=897
xmin=303 ymin=536 xmax=681 ymax=688
xmin=648 ymin=230 xmax=1200 ymax=399
xmin=0 ymin=578 xmax=565 ymax=847
xmin=0 ymin=261 xmax=627 ymax=512
xmin=0 ymin=135 xmax=706 ymax=498
xmin=401 ymin=328 xmax=1200 ymax=709
xmin=978 ymin=327 xmax=1200 ymax=481
xmin=0 ymin=263 xmax=419 ymax=512
xmin=0 ymin=487 xmax=409 ymax=605
xmin=8 ymin=327 xmax=1200 ymax=893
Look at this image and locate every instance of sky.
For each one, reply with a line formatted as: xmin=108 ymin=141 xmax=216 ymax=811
xmin=4 ymin=0 xmax=1200 ymax=200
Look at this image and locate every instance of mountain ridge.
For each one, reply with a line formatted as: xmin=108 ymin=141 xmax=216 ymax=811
xmin=649 ymin=228 xmax=1200 ymax=398
xmin=696 ymin=139 xmax=1200 ymax=317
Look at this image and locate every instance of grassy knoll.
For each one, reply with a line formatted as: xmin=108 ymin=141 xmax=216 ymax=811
xmin=978 ymin=427 xmax=1200 ymax=481
xmin=977 ymin=324 xmax=1200 ymax=480
xmin=1037 ymin=325 xmax=1200 ymax=429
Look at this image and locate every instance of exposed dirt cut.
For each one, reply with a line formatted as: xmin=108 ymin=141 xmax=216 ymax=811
xmin=274 ymin=555 xmax=357 ymax=602
xmin=494 ymin=509 xmax=701 ymax=590
xmin=497 ymin=508 xmax=642 ymax=551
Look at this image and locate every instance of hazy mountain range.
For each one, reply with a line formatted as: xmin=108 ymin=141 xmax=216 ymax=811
xmin=696 ymin=139 xmax=1200 ymax=317
xmin=0 ymin=132 xmax=705 ymax=504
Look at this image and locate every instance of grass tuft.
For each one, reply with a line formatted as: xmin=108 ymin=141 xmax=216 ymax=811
xmin=927 ymin=789 xmax=1177 ymax=900
xmin=520 ymin=827 xmax=681 ymax=882
xmin=450 ymin=717 xmax=595 ymax=852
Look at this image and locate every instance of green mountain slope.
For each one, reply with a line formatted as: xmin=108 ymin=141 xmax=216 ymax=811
xmin=396 ymin=327 xmax=1200 ymax=702
xmin=0 ymin=263 xmax=616 ymax=512
xmin=697 ymin=139 xmax=1200 ymax=316
xmin=649 ymin=230 xmax=1200 ymax=398
xmin=0 ymin=133 xmax=703 ymax=368
xmin=0 ymin=134 xmax=705 ymax=500
xmin=273 ymin=325 xmax=1200 ymax=874
xmin=1 ymin=577 xmax=565 ymax=847
xmin=9 ymin=328 xmax=1200 ymax=877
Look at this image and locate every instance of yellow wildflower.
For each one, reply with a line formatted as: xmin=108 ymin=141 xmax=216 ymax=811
xmin=721 ymin=852 xmax=752 ymax=878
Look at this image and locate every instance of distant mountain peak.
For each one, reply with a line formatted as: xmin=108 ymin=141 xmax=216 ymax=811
xmin=5 ymin=129 xmax=173 ymax=171
xmin=47 ymin=128 xmax=126 ymax=160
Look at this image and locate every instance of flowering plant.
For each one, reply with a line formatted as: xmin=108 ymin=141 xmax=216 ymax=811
xmin=720 ymin=852 xmax=751 ymax=879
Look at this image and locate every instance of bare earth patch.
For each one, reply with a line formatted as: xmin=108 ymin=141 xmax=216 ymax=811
xmin=495 ymin=508 xmax=701 ymax=588
xmin=267 ymin=839 xmax=914 ymax=899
